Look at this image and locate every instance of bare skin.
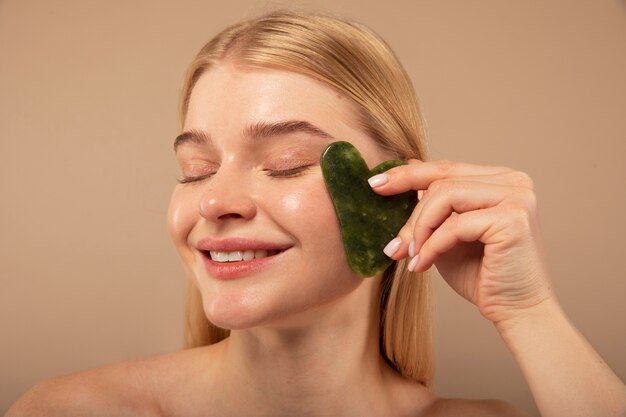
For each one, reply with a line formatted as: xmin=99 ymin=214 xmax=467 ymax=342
xmin=7 ymin=62 xmax=624 ymax=416
xmin=7 ymin=343 xmax=527 ymax=417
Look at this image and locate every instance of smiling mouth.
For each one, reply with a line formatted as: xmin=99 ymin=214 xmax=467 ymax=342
xmin=204 ymin=249 xmax=282 ymax=263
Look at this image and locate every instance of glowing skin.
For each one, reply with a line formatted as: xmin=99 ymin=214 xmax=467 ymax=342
xmin=167 ymin=62 xmax=394 ymax=331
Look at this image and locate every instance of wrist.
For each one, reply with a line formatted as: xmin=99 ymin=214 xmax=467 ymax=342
xmin=492 ymin=295 xmax=626 ymax=417
xmin=493 ymin=296 xmax=565 ymax=342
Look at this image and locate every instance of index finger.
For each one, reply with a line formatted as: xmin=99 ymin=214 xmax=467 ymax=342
xmin=368 ymin=159 xmax=513 ymax=195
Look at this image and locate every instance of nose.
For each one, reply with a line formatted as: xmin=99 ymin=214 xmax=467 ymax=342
xmin=199 ymin=170 xmax=257 ymax=222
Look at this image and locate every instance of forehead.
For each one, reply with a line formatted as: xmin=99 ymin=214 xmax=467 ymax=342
xmin=185 ymin=63 xmax=357 ymax=134
xmin=183 ymin=63 xmax=391 ymax=166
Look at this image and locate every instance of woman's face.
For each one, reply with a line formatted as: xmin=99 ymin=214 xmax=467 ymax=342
xmin=168 ymin=62 xmax=391 ymax=330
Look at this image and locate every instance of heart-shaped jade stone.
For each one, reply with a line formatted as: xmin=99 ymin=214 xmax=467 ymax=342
xmin=320 ymin=141 xmax=418 ymax=277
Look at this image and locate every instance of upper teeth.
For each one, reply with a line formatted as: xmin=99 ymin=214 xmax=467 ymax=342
xmin=209 ymin=250 xmax=279 ymax=262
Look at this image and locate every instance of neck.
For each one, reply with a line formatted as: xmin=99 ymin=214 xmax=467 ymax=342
xmin=216 ymin=277 xmax=400 ymax=416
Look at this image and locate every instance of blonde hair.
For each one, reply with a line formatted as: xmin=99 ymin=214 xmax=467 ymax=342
xmin=179 ymin=10 xmax=433 ymax=386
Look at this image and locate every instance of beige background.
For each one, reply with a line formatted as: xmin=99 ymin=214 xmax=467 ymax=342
xmin=1 ymin=0 xmax=625 ymax=415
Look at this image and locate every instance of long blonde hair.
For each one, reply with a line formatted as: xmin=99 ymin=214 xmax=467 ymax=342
xmin=178 ymin=10 xmax=433 ymax=386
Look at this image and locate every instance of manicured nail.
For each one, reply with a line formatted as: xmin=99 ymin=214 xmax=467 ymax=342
xmin=407 ymin=255 xmax=420 ymax=271
xmin=383 ymin=237 xmax=402 ymax=257
xmin=368 ymin=173 xmax=389 ymax=188
xmin=408 ymin=240 xmax=415 ymax=258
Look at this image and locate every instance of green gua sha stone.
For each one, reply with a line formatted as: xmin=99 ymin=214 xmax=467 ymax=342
xmin=321 ymin=141 xmax=418 ymax=277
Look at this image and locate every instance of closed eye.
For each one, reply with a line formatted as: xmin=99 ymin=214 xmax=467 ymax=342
xmin=177 ymin=165 xmax=314 ymax=183
xmin=177 ymin=174 xmax=213 ymax=184
xmin=265 ymin=165 xmax=313 ymax=178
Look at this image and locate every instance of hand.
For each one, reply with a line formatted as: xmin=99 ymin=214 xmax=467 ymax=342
xmin=370 ymin=159 xmax=554 ymax=326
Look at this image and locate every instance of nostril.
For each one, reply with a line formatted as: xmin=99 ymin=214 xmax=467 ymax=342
xmin=217 ymin=213 xmax=245 ymax=220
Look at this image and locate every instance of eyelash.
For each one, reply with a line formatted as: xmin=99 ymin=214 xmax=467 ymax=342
xmin=265 ymin=165 xmax=312 ymax=178
xmin=177 ymin=165 xmax=312 ymax=184
xmin=177 ymin=174 xmax=213 ymax=184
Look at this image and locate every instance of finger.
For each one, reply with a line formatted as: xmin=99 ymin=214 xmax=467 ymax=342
xmin=390 ymin=179 xmax=523 ymax=259
xmin=369 ymin=159 xmax=518 ymax=195
xmin=408 ymin=208 xmax=503 ymax=272
xmin=413 ymin=173 xmax=520 ymax=230
xmin=410 ymin=181 xmax=520 ymax=255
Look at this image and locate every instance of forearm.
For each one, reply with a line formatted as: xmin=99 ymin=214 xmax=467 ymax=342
xmin=497 ymin=297 xmax=626 ymax=417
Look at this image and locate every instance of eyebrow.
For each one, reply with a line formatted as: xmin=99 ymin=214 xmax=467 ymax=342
xmin=173 ymin=120 xmax=336 ymax=152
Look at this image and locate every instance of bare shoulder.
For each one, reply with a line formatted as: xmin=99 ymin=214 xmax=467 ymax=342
xmin=423 ymin=397 xmax=532 ymax=417
xmin=5 ymin=346 xmax=216 ymax=417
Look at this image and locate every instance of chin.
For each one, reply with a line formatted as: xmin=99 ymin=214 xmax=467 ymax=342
xmin=200 ymin=290 xmax=318 ymax=332
xmin=202 ymin=304 xmax=256 ymax=331
xmin=203 ymin=286 xmax=367 ymax=333
xmin=201 ymin=289 xmax=278 ymax=330
xmin=195 ymin=259 xmax=369 ymax=331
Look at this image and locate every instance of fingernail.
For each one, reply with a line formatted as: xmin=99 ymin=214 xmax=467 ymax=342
xmin=407 ymin=255 xmax=420 ymax=272
xmin=408 ymin=240 xmax=415 ymax=258
xmin=368 ymin=173 xmax=389 ymax=188
xmin=383 ymin=237 xmax=402 ymax=257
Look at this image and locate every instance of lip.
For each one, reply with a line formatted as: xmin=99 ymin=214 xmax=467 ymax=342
xmin=196 ymin=237 xmax=293 ymax=280
xmin=196 ymin=237 xmax=292 ymax=252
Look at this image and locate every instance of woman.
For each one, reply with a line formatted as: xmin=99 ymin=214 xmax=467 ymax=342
xmin=7 ymin=10 xmax=625 ymax=417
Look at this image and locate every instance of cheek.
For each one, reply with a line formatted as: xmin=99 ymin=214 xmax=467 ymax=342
xmin=275 ymin=181 xmax=344 ymax=250
xmin=279 ymin=193 xmax=303 ymax=212
xmin=167 ymin=188 xmax=196 ymax=252
xmin=277 ymin=181 xmax=337 ymax=224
